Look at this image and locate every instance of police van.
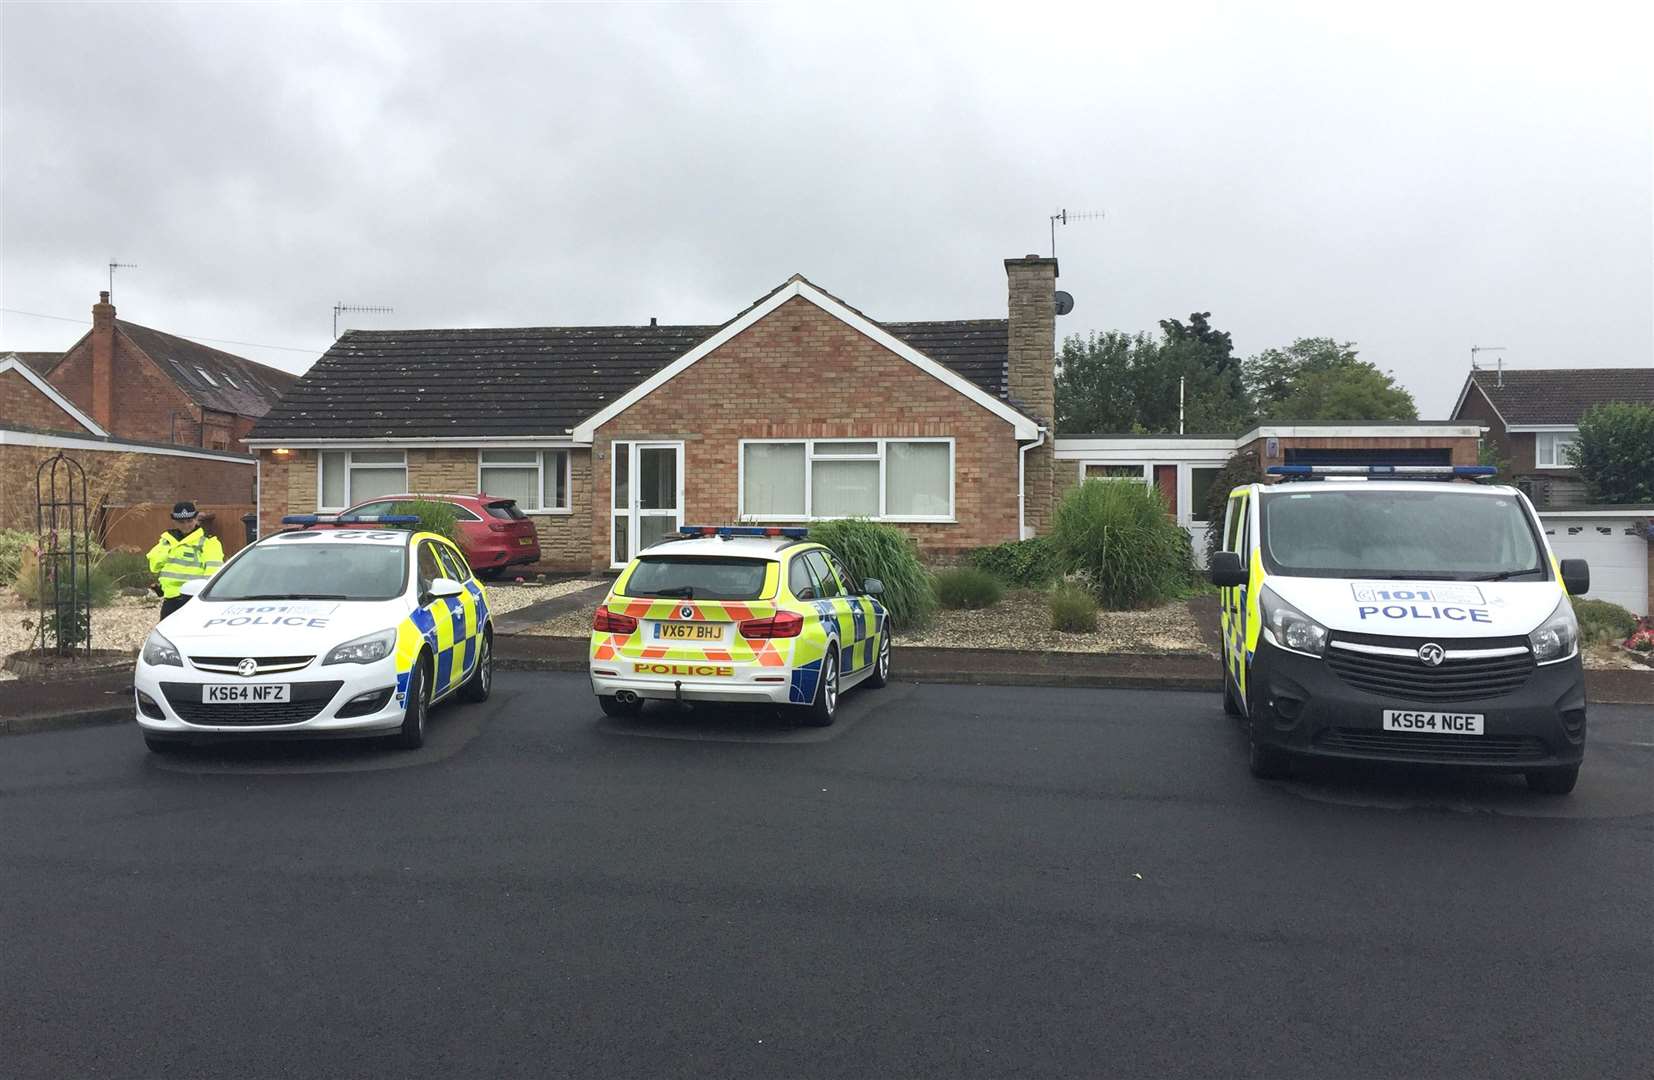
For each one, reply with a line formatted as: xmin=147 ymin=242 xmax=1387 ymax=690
xmin=133 ymin=515 xmax=494 ymax=753
xmin=1209 ymin=466 xmax=1591 ymax=794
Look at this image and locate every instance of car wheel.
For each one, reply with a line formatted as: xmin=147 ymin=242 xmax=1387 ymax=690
xmin=798 ymin=648 xmax=839 ymax=727
xmin=1525 ymin=765 xmax=1579 ymax=795
xmin=392 ymin=657 xmax=431 ymax=750
xmin=144 ymin=736 xmax=182 ymax=755
xmin=598 ymin=694 xmax=642 ymax=718
xmin=865 ymin=632 xmax=891 ymax=689
xmin=460 ymin=630 xmax=493 ymax=703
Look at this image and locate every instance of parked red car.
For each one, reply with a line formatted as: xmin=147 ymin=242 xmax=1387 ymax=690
xmin=341 ymin=493 xmax=541 ymax=579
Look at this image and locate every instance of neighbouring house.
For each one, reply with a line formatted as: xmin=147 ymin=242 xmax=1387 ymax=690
xmin=1451 ymin=365 xmax=1654 ymax=616
xmin=249 ymin=257 xmax=1057 ymax=571
xmin=32 ymin=292 xmax=301 ymax=453
xmin=0 ymin=354 xmax=258 ymax=552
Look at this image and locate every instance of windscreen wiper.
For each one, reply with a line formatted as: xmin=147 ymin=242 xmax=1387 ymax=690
xmin=1469 ymin=570 xmax=1542 ymax=582
xmin=234 ymin=593 xmax=350 ymax=600
xmin=645 ymin=587 xmax=695 ymax=599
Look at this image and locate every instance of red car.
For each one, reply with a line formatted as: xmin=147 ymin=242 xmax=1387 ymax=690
xmin=341 ymin=493 xmax=541 ymax=579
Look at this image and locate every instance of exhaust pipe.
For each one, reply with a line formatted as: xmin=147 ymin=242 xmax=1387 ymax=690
xmin=615 ymin=691 xmax=639 ymax=705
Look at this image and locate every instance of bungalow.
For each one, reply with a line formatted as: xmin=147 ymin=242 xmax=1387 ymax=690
xmin=249 ymin=257 xmax=1060 ymax=571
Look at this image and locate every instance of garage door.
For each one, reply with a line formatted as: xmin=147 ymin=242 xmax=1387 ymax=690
xmin=1541 ymin=516 xmax=1649 ymax=616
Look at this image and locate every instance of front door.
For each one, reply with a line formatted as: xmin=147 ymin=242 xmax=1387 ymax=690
xmin=611 ymin=442 xmax=684 ymax=567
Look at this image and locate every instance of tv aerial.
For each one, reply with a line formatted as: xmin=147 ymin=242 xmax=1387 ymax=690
xmin=333 ymin=302 xmax=395 ymax=339
xmin=1048 ymin=208 xmax=1104 ymax=259
xmin=108 ymin=261 xmax=138 ymax=299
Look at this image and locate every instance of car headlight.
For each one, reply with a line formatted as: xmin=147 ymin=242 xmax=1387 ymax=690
xmin=1260 ymin=585 xmax=1329 ymax=657
xmin=141 ymin=630 xmax=182 ymax=667
xmin=1529 ymin=598 xmax=1579 ymax=665
xmin=323 ymin=628 xmax=397 ymax=666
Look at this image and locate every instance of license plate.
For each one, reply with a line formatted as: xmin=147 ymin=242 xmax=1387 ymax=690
xmin=654 ymin=622 xmax=725 ymax=642
xmin=517 ymin=537 xmax=533 ymax=545
xmin=205 ymin=684 xmax=291 ymax=703
xmin=1383 ymin=709 xmax=1483 ymax=735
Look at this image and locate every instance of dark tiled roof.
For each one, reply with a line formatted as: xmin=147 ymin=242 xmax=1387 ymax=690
xmin=250 ymin=318 xmax=1015 ymax=440
xmin=1464 ymin=367 xmax=1654 ymax=425
xmin=117 ymin=321 xmax=301 ymax=418
xmin=5 ymin=351 xmax=65 ymax=375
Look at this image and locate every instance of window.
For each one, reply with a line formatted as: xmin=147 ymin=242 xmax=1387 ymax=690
xmin=478 ymin=450 xmax=570 ymax=512
xmin=416 ymin=542 xmax=444 ymax=596
xmin=1085 ymin=464 xmax=1148 ymax=484
xmin=223 ymin=374 xmax=240 ymax=389
xmin=1535 ymin=431 xmax=1578 ymax=469
xmin=827 ymin=552 xmax=860 ymax=594
xmin=1190 ymin=467 xmax=1222 ymax=522
xmin=434 ymin=542 xmax=472 ymax=584
xmin=621 ymin=556 xmax=771 ymax=601
xmin=319 ymin=450 xmax=408 ymax=509
xmin=804 ymin=550 xmax=843 ymax=598
xmin=788 ymin=555 xmax=817 ymax=599
xmin=194 ymin=367 xmax=219 ymax=386
xmin=739 ymin=439 xmax=953 ymax=521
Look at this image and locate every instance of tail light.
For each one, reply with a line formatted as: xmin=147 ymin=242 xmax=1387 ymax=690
xmin=487 ymin=522 xmax=511 ymax=533
xmin=740 ymin=611 xmax=804 ymax=639
xmin=593 ymin=607 xmax=638 ymax=634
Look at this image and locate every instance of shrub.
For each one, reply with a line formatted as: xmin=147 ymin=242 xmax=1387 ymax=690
xmin=96 ymin=549 xmax=152 ymax=590
xmin=1052 ymin=479 xmax=1197 ymax=609
xmin=389 ymin=499 xmax=462 ymax=543
xmin=1573 ymin=598 xmax=1638 ymax=646
xmin=1570 ymin=402 xmax=1654 ymax=504
xmin=1049 ymin=581 xmax=1098 ymax=633
xmin=808 ymin=518 xmax=937 ymax=631
xmin=0 ymin=528 xmax=37 ymax=587
xmin=967 ymin=537 xmax=1060 ymax=588
xmin=1201 ymin=449 xmax=1260 ymax=558
xmin=933 ymin=566 xmax=1004 ymax=610
xmin=11 ymin=544 xmax=116 ymax=608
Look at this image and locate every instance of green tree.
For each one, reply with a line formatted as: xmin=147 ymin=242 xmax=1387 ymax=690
xmin=1056 ymin=313 xmax=1255 ymax=434
xmin=1568 ymin=402 xmax=1654 ymax=504
xmin=1244 ymin=337 xmax=1417 ymax=422
xmin=1055 ymin=331 xmax=1145 ymax=433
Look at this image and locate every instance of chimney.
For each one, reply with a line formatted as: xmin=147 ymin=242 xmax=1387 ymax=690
xmin=1005 ymin=254 xmax=1058 ymax=536
xmin=91 ymin=291 xmax=116 ymax=430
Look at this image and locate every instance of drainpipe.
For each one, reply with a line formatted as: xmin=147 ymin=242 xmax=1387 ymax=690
xmin=1017 ymin=426 xmax=1048 ymax=541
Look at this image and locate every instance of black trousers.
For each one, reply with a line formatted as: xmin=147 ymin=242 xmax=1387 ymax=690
xmin=160 ymin=595 xmax=190 ymax=619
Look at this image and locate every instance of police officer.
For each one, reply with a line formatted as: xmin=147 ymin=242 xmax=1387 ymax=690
xmin=147 ymin=501 xmax=225 ymax=618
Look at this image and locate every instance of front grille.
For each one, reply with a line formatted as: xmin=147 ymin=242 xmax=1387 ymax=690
xmin=160 ymin=681 xmax=343 ymax=726
xmin=1325 ymin=638 xmax=1534 ymax=702
xmin=189 ymin=655 xmax=315 ymax=675
xmin=1315 ymin=728 xmax=1549 ymax=761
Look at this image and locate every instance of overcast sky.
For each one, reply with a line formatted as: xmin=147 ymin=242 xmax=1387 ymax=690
xmin=3 ymin=1 xmax=1650 ymax=417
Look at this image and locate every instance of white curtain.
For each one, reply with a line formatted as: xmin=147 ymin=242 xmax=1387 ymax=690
xmin=480 ymin=465 xmax=539 ymax=507
xmin=542 ymin=451 xmax=568 ymax=509
xmin=885 ymin=442 xmax=950 ymax=517
xmin=744 ymin=443 xmax=806 ymax=516
xmin=812 ymin=459 xmax=879 ymax=517
xmin=350 ymin=466 xmax=407 ymax=502
xmin=320 ymin=452 xmax=347 ymax=507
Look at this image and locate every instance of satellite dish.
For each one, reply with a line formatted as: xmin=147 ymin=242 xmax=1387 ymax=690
xmin=1053 ymin=290 xmax=1075 ymax=316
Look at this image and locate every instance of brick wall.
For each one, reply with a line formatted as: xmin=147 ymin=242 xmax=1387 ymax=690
xmin=257 ymin=447 xmax=594 ymax=570
xmin=1 ymin=370 xmax=86 ymax=435
xmin=1005 ymin=256 xmax=1057 ymax=536
xmin=591 ymin=295 xmax=1023 ymax=569
xmin=50 ymin=327 xmax=200 ymax=445
xmin=1 ymin=442 xmax=254 ymax=538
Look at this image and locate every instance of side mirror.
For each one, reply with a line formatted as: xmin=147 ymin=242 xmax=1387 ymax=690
xmin=179 ymin=578 xmax=208 ymax=598
xmin=863 ymin=578 xmax=885 ymax=596
xmin=428 ymin=577 xmax=464 ymax=601
xmin=1209 ymin=551 xmax=1248 ymax=588
xmin=1559 ymin=558 xmax=1590 ymax=596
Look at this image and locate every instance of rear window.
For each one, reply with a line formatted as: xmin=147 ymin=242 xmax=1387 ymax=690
xmin=621 ymin=556 xmax=771 ymax=601
xmin=485 ymin=500 xmax=527 ymax=521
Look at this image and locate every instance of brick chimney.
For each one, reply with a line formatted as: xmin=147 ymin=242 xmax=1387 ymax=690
xmin=1005 ymin=255 xmax=1057 ymax=535
xmin=90 ymin=291 xmax=116 ymax=430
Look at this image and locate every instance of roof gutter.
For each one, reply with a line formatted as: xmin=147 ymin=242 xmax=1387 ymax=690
xmin=243 ymin=436 xmax=582 ymax=449
xmin=1018 ymin=426 xmax=1048 ymax=541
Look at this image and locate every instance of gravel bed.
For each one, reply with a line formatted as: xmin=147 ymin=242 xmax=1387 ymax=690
xmin=0 ymin=595 xmax=157 ymax=681
xmin=516 ymin=589 xmax=1213 ymax=656
xmin=482 ymin=578 xmax=609 ymax=616
xmin=904 ymin=591 xmax=1212 ymax=655
xmin=1583 ymin=643 xmax=1654 ymax=672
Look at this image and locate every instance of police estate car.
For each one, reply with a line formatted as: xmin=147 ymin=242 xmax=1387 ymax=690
xmin=1210 ymin=466 xmax=1591 ymax=793
xmin=590 ymin=526 xmax=891 ymax=725
xmin=134 ymin=515 xmax=493 ymax=752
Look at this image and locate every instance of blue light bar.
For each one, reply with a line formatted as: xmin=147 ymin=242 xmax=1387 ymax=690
xmin=281 ymin=513 xmax=421 ymax=527
xmin=1265 ymin=465 xmax=1499 ymax=480
xmin=678 ymin=525 xmax=809 ymax=539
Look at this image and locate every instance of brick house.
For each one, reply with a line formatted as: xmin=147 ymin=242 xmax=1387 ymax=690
xmin=0 ymin=354 xmax=257 ymax=549
xmin=249 ymin=258 xmax=1057 ymax=571
xmin=34 ymin=292 xmax=300 ymax=453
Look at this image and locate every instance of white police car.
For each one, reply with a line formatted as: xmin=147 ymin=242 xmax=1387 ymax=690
xmin=134 ymin=516 xmax=493 ymax=753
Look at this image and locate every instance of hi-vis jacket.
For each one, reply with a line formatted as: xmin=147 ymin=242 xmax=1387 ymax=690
xmin=146 ymin=527 xmax=225 ymax=598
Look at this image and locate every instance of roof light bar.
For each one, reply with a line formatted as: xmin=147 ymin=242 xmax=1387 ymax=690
xmin=1266 ymin=465 xmax=1497 ymax=481
xmin=281 ymin=513 xmax=422 ymax=527
xmin=677 ymin=525 xmax=810 ymax=539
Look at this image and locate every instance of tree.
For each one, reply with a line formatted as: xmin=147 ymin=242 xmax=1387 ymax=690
xmin=1055 ymin=313 xmax=1255 ymax=434
xmin=1055 ymin=331 xmax=1146 ymax=434
xmin=1568 ymin=402 xmax=1654 ymax=504
xmin=1243 ymin=337 xmax=1417 ymax=422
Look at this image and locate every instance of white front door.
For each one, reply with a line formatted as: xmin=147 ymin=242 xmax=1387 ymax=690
xmin=611 ymin=441 xmax=684 ymax=567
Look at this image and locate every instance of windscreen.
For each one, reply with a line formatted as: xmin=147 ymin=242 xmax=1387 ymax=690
xmin=1259 ymin=488 xmax=1545 ymax=580
xmin=205 ymin=540 xmax=409 ymax=601
xmin=485 ymin=501 xmax=527 ymax=521
xmin=622 ymin=556 xmax=770 ymax=600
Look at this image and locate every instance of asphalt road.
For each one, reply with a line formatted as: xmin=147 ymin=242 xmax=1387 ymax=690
xmin=2 ymin=675 xmax=1650 ymax=1080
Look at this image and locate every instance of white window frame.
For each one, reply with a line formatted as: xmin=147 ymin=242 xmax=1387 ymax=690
xmin=737 ymin=438 xmax=955 ymax=523
xmin=476 ymin=449 xmax=572 ymax=514
xmin=1534 ymin=429 xmax=1579 ymax=470
xmin=610 ymin=441 xmax=685 ymax=568
xmin=317 ymin=449 xmax=409 ymax=511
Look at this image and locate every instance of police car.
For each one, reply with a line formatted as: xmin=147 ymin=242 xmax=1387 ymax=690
xmin=134 ymin=515 xmax=494 ymax=753
xmin=1210 ymin=466 xmax=1591 ymax=793
xmin=590 ymin=526 xmax=891 ymax=725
